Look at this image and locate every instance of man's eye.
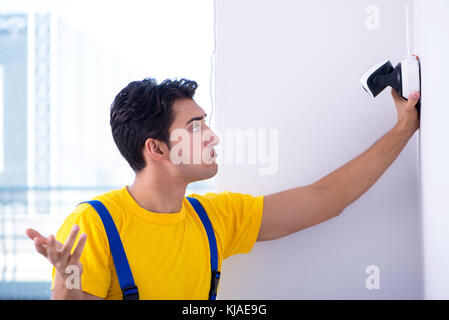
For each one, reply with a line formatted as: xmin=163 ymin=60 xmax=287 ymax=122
xmin=192 ymin=122 xmax=201 ymax=132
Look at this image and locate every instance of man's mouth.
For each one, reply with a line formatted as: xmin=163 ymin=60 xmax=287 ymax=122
xmin=208 ymin=143 xmax=218 ymax=158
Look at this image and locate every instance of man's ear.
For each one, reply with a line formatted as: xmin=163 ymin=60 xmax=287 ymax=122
xmin=144 ymin=138 xmax=170 ymax=162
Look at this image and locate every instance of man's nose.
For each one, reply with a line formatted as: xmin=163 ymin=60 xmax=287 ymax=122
xmin=203 ymin=129 xmax=220 ymax=147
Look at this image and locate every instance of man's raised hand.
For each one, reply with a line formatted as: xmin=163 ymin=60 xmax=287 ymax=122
xmin=25 ymin=225 xmax=87 ymax=278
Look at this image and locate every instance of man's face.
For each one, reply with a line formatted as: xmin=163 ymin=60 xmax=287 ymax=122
xmin=167 ymin=98 xmax=220 ymax=182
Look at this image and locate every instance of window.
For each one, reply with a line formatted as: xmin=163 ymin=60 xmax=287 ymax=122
xmin=0 ymin=64 xmax=3 ymax=174
xmin=0 ymin=0 xmax=215 ymax=299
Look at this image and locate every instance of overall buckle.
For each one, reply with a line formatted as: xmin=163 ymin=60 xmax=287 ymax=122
xmin=122 ymin=285 xmax=139 ymax=300
xmin=209 ymin=270 xmax=221 ymax=300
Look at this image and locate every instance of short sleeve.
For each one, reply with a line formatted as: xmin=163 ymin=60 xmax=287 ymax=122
xmin=192 ymin=191 xmax=264 ymax=260
xmin=51 ymin=204 xmax=112 ymax=298
xmin=224 ymin=192 xmax=264 ymax=258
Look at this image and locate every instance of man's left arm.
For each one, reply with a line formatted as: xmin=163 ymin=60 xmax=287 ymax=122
xmin=257 ymin=89 xmax=420 ymax=242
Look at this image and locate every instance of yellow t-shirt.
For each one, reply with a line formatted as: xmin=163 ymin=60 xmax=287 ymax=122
xmin=51 ymin=187 xmax=264 ymax=300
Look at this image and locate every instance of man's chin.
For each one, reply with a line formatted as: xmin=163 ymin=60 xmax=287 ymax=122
xmin=193 ymin=162 xmax=218 ymax=181
xmin=204 ymin=162 xmax=218 ymax=177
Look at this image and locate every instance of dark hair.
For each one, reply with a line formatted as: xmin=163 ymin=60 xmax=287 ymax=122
xmin=110 ymin=77 xmax=198 ymax=172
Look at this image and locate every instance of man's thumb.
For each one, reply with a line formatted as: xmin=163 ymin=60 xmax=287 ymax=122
xmin=25 ymin=228 xmax=47 ymax=243
xmin=408 ymin=91 xmax=420 ymax=105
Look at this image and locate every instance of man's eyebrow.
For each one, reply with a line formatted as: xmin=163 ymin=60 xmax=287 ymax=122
xmin=185 ymin=113 xmax=207 ymax=126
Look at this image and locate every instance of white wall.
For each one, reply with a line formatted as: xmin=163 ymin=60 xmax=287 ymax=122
xmin=214 ymin=0 xmax=423 ymax=299
xmin=415 ymin=0 xmax=449 ymax=300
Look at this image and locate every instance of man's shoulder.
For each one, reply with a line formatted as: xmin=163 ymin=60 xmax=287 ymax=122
xmin=186 ymin=190 xmax=232 ymax=206
xmin=56 ymin=187 xmax=128 ymax=243
xmin=92 ymin=186 xmax=127 ymax=206
xmin=186 ymin=190 xmax=264 ymax=223
xmin=69 ymin=187 xmax=127 ymax=222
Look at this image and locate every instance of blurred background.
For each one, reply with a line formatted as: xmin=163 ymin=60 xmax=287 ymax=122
xmin=1 ymin=0 xmax=449 ymax=300
xmin=0 ymin=0 xmax=215 ymax=299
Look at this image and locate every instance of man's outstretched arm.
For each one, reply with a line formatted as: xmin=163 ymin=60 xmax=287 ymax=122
xmin=257 ymin=89 xmax=420 ymax=242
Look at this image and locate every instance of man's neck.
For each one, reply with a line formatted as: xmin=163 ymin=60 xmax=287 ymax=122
xmin=127 ymin=170 xmax=188 ymax=214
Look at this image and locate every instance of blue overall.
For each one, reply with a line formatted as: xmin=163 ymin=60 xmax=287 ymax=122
xmin=80 ymin=197 xmax=221 ymax=300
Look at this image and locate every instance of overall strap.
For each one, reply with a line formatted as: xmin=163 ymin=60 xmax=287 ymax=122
xmin=80 ymin=200 xmax=139 ymax=300
xmin=186 ymin=196 xmax=221 ymax=300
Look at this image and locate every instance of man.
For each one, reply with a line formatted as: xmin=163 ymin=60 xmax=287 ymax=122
xmin=25 ymin=77 xmax=420 ymax=300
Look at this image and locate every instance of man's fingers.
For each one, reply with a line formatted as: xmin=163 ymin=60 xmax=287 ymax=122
xmin=391 ymin=87 xmax=406 ymax=103
xmin=70 ymin=233 xmax=87 ymax=263
xmin=25 ymin=228 xmax=48 ymax=244
xmin=33 ymin=238 xmax=48 ymax=257
xmin=46 ymin=235 xmax=59 ymax=265
xmin=61 ymin=225 xmax=80 ymax=259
